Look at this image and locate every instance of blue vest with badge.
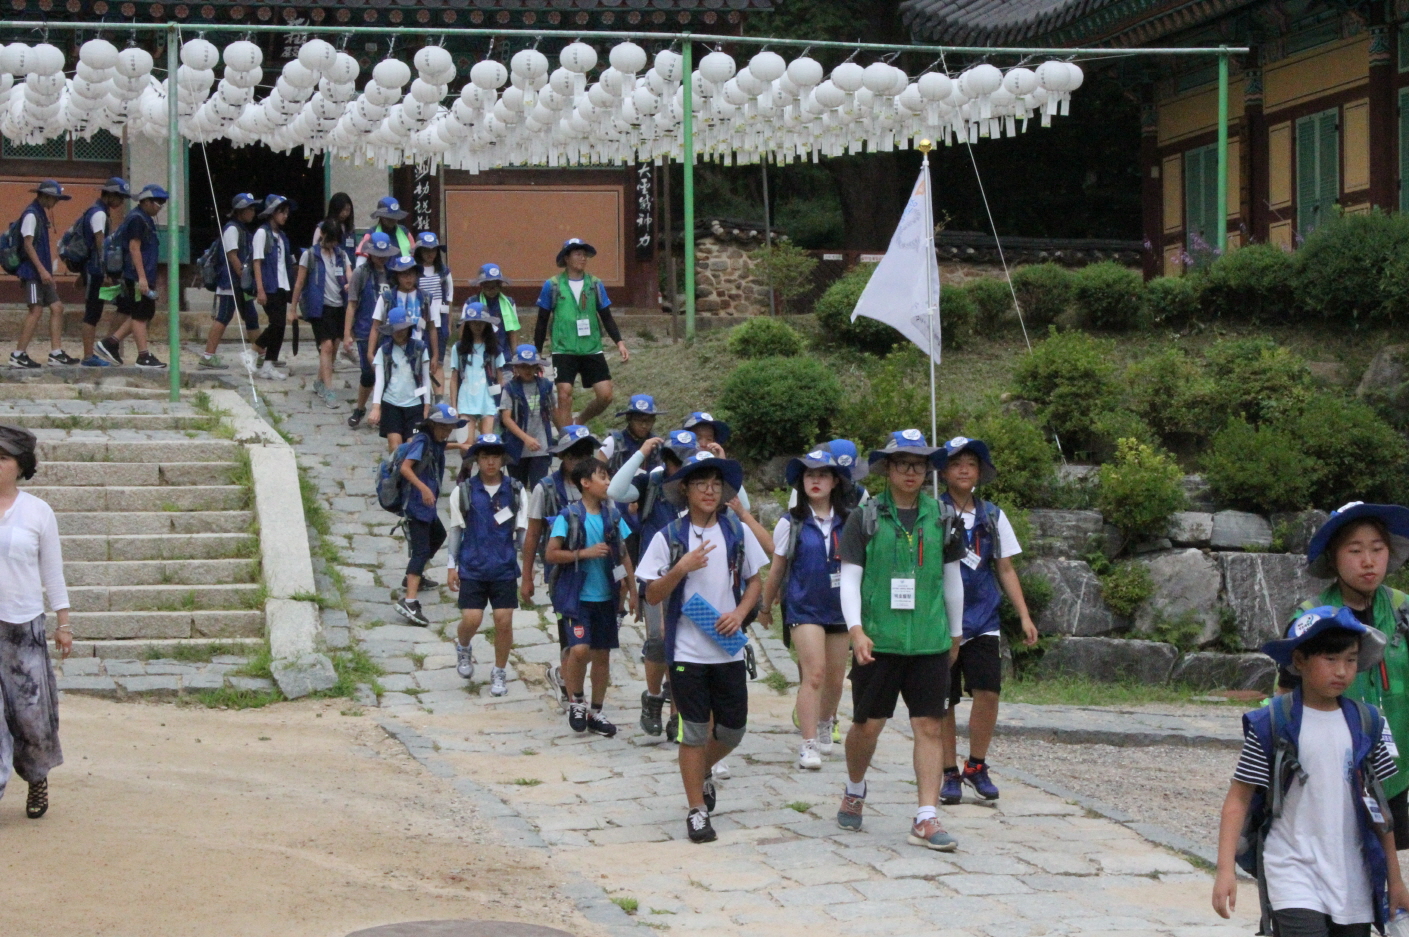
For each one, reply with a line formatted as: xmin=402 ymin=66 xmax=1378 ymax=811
xmin=256 ymin=223 xmax=294 ymax=295
xmin=943 ymin=493 xmax=1004 ymax=641
xmin=503 ymin=377 xmax=557 ymax=463
xmin=454 ymin=475 xmax=522 ymax=581
xmin=400 ymin=430 xmax=444 ymax=523
xmin=16 ymin=201 xmax=51 ymax=280
xmin=300 ymin=245 xmax=350 ymax=317
xmin=548 ymin=500 xmax=624 ymax=623
xmin=351 ymin=264 xmax=386 ymax=339
xmin=660 ymin=513 xmax=746 ymax=665
xmin=784 ymin=513 xmax=844 ymax=626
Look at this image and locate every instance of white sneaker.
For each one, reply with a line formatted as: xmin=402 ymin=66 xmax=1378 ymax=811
xmin=455 ymin=642 xmax=474 ymax=680
xmin=549 ymin=664 xmax=569 ymax=711
xmin=711 ymin=760 xmax=731 ymax=781
xmin=797 ymin=739 xmax=822 ymax=771
xmin=490 ymin=666 xmax=508 ymax=697
xmin=240 ymin=348 xmax=258 ymax=372
xmin=257 ymin=361 xmax=286 ymax=381
xmin=816 ymin=719 xmax=835 ymax=756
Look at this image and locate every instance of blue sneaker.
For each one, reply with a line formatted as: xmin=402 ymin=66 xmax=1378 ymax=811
xmin=80 ymin=354 xmax=110 ymax=367
xmin=836 ymin=789 xmax=865 ymax=831
xmin=940 ymin=768 xmax=963 ymax=805
xmin=963 ymin=760 xmax=1000 ymax=800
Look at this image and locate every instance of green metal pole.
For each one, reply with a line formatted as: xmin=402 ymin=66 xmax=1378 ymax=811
xmin=682 ymin=38 xmax=695 ymax=342
xmin=1216 ymin=49 xmax=1229 ymax=256
xmin=166 ymin=24 xmax=181 ymax=401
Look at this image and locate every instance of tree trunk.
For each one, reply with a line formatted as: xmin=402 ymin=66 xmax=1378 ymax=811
xmin=824 ymin=152 xmax=910 ymax=250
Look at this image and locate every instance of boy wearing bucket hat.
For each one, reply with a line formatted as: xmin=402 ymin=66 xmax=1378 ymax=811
xmin=472 ymin=262 xmax=520 ymax=351
xmin=10 ymin=180 xmax=77 ymax=369
xmin=835 ymin=429 xmax=966 ymax=851
xmin=76 ymin=178 xmax=130 ymax=368
xmin=198 ymin=192 xmax=259 ymax=372
xmin=445 ymin=433 xmax=526 ymax=696
xmin=1213 ymin=605 xmax=1409 ymax=936
xmin=1293 ymin=502 xmax=1409 ymax=849
xmin=602 ymin=394 xmax=665 ymax=479
xmin=106 ymin=184 xmax=169 ymax=370
xmin=368 ymin=307 xmax=431 ymax=454
xmin=499 ymin=344 xmax=556 ymax=491
xmin=936 ymin=436 xmax=1038 ymax=806
xmin=345 ymin=231 xmax=399 ymax=428
xmin=356 ymin=197 xmax=413 ymax=262
xmin=638 ymin=451 xmax=769 ymax=843
xmin=250 ymin=194 xmax=295 ymax=380
xmin=370 ymin=256 xmax=439 ymax=365
xmin=394 ymin=403 xmax=465 ymax=628
xmin=534 ymin=237 xmax=631 ymax=427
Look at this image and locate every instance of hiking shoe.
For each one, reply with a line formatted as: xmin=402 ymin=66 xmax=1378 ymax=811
xmin=586 ymin=710 xmax=617 ymax=737
xmin=837 ymin=790 xmax=865 ymax=832
xmin=135 ymin=351 xmax=166 ymax=369
xmin=640 ymin=691 xmax=665 ymax=736
xmin=257 ymin=361 xmax=286 ymax=381
xmin=455 ymin=642 xmax=474 ymax=680
xmin=239 ymin=348 xmax=259 ymax=372
xmin=313 ymin=378 xmax=326 ymax=396
xmin=322 ymin=386 xmax=340 ymax=409
xmin=401 ymin=574 xmax=439 ymax=590
xmin=908 ymin=817 xmax=958 ymax=852
xmin=817 ymin=718 xmax=835 ymax=756
xmin=199 ymin=354 xmax=229 ymax=370
xmin=395 ymin=598 xmax=430 ymax=627
xmin=702 ymin=778 xmax=717 ymax=813
xmin=711 ymin=760 xmax=731 ymax=781
xmin=48 ymin=349 xmax=79 ymax=366
xmin=80 ymin=355 xmax=110 ymax=368
xmin=489 ymin=667 xmax=508 ymax=697
xmin=549 ymin=664 xmax=570 ymax=711
xmin=9 ymin=351 xmax=40 ymax=369
xmin=686 ymin=808 xmax=716 ymax=844
xmin=568 ymin=702 xmax=588 ymax=733
xmin=797 ymin=739 xmax=822 ymax=771
xmin=97 ymin=336 xmax=122 ymax=364
xmin=347 ymin=407 xmax=365 ymax=429
xmin=963 ymin=761 xmax=1000 ymax=801
xmin=940 ymin=768 xmax=964 ymax=806
xmin=832 ymin=720 xmax=842 ymax=745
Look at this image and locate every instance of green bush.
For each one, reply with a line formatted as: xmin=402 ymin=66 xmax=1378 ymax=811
xmin=1293 ymin=209 xmax=1409 ymax=325
xmin=1275 ymin=394 xmax=1409 ymax=507
xmin=1125 ymin=346 xmax=1214 ymax=442
xmin=1205 ymin=338 xmax=1314 ymax=426
xmin=833 ymin=347 xmax=967 ymax=451
xmin=1202 ymin=418 xmax=1315 ymax=513
xmin=1200 ymin=243 xmax=1294 ymax=322
xmin=1088 ymin=410 xmax=1157 ymax=463
xmin=719 ymin=355 xmax=844 ymax=461
xmin=726 ymin=316 xmax=806 ymax=359
xmin=1012 ymin=328 xmax=1120 ymax=453
xmin=749 ymin=241 xmax=819 ymax=315
xmin=965 ymin=278 xmax=1013 ymax=332
xmin=1010 ymin=263 xmax=1073 ymax=330
xmin=1096 ymin=438 xmax=1187 ymax=540
xmin=1141 ymin=276 xmax=1201 ymax=327
xmin=965 ymin=410 xmax=1058 ymax=508
xmin=1099 ymin=561 xmax=1153 ymax=618
xmin=813 ymin=263 xmax=900 ymax=355
xmin=1072 ymin=262 xmax=1143 ymax=331
xmin=940 ymin=284 xmax=976 ymax=350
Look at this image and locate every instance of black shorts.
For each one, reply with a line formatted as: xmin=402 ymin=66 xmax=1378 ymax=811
xmin=671 ymin=660 xmax=749 ymax=731
xmin=457 ymin=577 xmax=517 ymax=611
xmin=850 ymin=651 xmax=951 ymax=722
xmin=790 ymin=621 xmax=849 ymax=635
xmin=23 ymin=278 xmax=60 ymax=308
xmin=552 ymin=352 xmax=611 ymax=389
xmin=565 ymin=598 xmax=619 ymax=650
xmin=214 ymin=292 xmax=258 ymax=330
xmin=1391 ymin=788 xmax=1409 ymax=850
xmin=309 ymin=305 xmax=345 ymax=345
xmin=117 ymin=280 xmax=156 ymax=322
xmin=83 ymin=274 xmax=108 ymax=326
xmin=377 ymin=402 xmax=423 ymax=440
xmin=949 ymin=634 xmax=1003 ymax=705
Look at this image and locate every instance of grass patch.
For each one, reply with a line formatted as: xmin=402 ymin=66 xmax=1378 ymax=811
xmin=227 ymin=445 xmax=253 ymax=493
xmin=481 ymin=626 xmax=495 ymax=645
xmin=192 ymin=687 xmax=281 ymax=709
xmin=340 ymin=707 xmax=365 ymax=716
xmin=160 ymin=502 xmax=182 ymax=512
xmin=1003 ymin=673 xmax=1254 ymax=707
xmin=144 ymin=641 xmax=252 ymax=663
xmin=521 ymin=747 xmax=538 ymax=756
xmin=239 ymin=583 xmax=271 ymax=610
xmin=298 ymin=466 xmax=331 ymax=537
xmin=512 ymin=777 xmax=542 ymax=786
xmin=232 ymin=644 xmax=274 ymax=680
xmin=232 ymin=534 xmax=260 ymax=559
xmin=290 ymin=589 xmax=345 ymax=610
xmin=762 ymin=671 xmax=790 ymax=694
xmin=785 ymin=801 xmax=812 ymax=813
xmin=314 ymin=647 xmax=384 ymax=699
xmin=611 ymin=897 xmax=639 ymax=915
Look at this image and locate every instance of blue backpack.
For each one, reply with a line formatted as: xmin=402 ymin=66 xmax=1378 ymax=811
xmin=375 ymin=439 xmax=417 ymax=514
xmin=0 ymin=217 xmax=23 ymax=275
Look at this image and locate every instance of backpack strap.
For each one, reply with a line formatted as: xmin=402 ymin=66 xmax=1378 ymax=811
xmin=861 ymin=500 xmax=880 ymax=540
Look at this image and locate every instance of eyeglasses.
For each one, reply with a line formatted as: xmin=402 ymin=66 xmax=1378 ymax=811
xmin=688 ymin=479 xmax=723 ymax=492
xmin=890 ymin=460 xmax=930 ymax=475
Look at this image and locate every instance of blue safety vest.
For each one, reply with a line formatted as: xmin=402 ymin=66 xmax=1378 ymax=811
xmin=943 ymin=493 xmax=1004 ymax=641
xmin=256 ymin=223 xmax=294 ymax=295
xmin=502 ymin=377 xmax=557 ymax=463
xmin=453 ymin=475 xmax=522 ymax=582
xmin=300 ymin=245 xmax=350 ymax=318
xmin=16 ymin=201 xmax=51 ymax=280
xmin=399 ymin=430 xmax=444 ymax=524
xmin=784 ymin=513 xmax=844 ymax=627
xmin=548 ymin=500 xmax=624 ymax=623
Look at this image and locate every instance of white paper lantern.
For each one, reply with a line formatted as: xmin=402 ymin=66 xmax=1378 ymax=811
xmin=1003 ymin=67 xmax=1038 ymax=97
xmin=282 ymin=60 xmax=317 ymax=89
xmin=29 ymin=43 xmax=63 ymax=77
xmin=1035 ymin=61 xmax=1073 ymax=93
xmin=179 ymin=38 xmax=218 ymax=72
xmin=786 ymin=56 xmax=823 ymax=89
xmin=830 ymin=62 xmax=864 ymax=94
xmin=299 ymin=38 xmax=337 ymax=73
xmin=79 ymin=39 xmax=119 ymax=71
xmin=958 ymin=64 xmax=1002 ymax=99
xmin=364 ymin=81 xmax=402 ymax=107
xmin=917 ymin=72 xmax=952 ymax=102
xmin=699 ymin=51 xmax=735 ymax=85
xmin=813 ymin=80 xmax=845 ymax=110
xmin=609 ymin=42 xmax=647 ymax=76
xmin=1065 ymin=63 xmax=1084 ymax=91
xmin=415 ymin=46 xmax=455 ymax=83
xmin=115 ymin=47 xmax=153 ymax=79
xmin=599 ymin=67 xmax=625 ymax=97
xmin=861 ymin=62 xmax=896 ymax=95
xmin=747 ymin=50 xmax=786 ymax=84
xmin=549 ymin=67 xmax=574 ymax=97
xmin=373 ymin=58 xmax=412 ymax=89
xmin=327 ymin=53 xmax=359 ymax=85
xmin=222 ymin=40 xmax=262 ymax=73
xmin=410 ymin=78 xmax=443 ymax=104
xmin=510 ymin=49 xmax=549 ymax=80
xmin=654 ymin=49 xmax=684 ymax=83
xmin=560 ymin=42 xmax=597 ymax=74
xmin=896 ymin=83 xmax=924 ymax=113
xmin=470 ymin=60 xmax=507 ymax=91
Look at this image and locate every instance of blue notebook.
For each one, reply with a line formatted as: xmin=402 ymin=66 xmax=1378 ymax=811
xmin=681 ymin=592 xmax=750 ymax=656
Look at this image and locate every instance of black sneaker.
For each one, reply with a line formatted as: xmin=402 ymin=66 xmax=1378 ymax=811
xmin=702 ymin=778 xmax=717 ymax=814
xmin=47 ymin=349 xmax=79 ymax=366
xmin=9 ymin=351 xmax=40 ymax=370
xmin=347 ymin=408 xmax=365 ymax=429
xmin=97 ymin=335 xmax=122 ymax=364
xmin=568 ymin=701 xmax=588 ymax=733
xmin=394 ymin=597 xmax=430 ymax=627
xmin=586 ymin=710 xmax=617 ymax=738
xmin=687 ymin=808 xmax=716 ymax=843
xmin=666 ymin=711 xmax=681 ymax=744
xmin=640 ymin=691 xmax=665 ymax=736
xmin=402 ymin=574 xmax=438 ymax=590
xmin=135 ymin=351 xmax=166 ymax=369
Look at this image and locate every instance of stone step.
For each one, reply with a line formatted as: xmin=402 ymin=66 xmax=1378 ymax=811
xmin=34 ymin=438 xmax=240 ymax=463
xmin=31 ymin=461 xmax=237 ymax=487
xmin=0 ymin=382 xmax=167 ymax=401
xmin=56 ymin=510 xmax=253 ymax=535
xmin=69 ymin=609 xmax=264 ymax=640
xmin=65 ymin=636 xmax=265 ymax=660
xmin=61 ymin=531 xmax=256 ymax=561
xmin=0 ymin=412 xmax=204 ymax=430
xmin=26 ymin=485 xmax=248 ymax=512
xmin=64 ymin=558 xmax=258 ymax=587
xmin=68 ymin=583 xmax=261 ymax=612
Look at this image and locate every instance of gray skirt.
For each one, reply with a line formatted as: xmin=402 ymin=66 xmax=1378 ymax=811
xmin=0 ymin=613 xmax=62 ymax=798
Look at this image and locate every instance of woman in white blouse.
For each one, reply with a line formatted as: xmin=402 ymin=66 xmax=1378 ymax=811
xmin=0 ymin=424 xmax=70 ymax=819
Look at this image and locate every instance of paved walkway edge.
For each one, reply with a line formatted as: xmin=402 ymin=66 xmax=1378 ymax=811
xmin=954 ymin=711 xmax=1243 ymax=750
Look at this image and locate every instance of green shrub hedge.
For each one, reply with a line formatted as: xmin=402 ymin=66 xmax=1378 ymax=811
xmin=814 ymin=264 xmax=901 ymax=355
xmin=1013 ymin=328 xmax=1120 ymax=454
xmin=1125 ymin=346 xmax=1213 ymax=443
xmin=966 ymin=278 xmax=1013 ymax=332
xmin=726 ymin=316 xmax=806 ymax=359
xmin=1142 ymin=276 xmax=1200 ymax=327
xmin=1202 ymin=419 xmax=1315 ymax=513
xmin=719 ymin=355 xmax=843 ymax=461
xmin=1096 ymin=439 xmax=1186 ymax=540
xmin=1275 ymin=395 xmax=1409 ymax=507
xmin=1200 ymin=243 xmax=1294 ymax=322
xmin=1292 ymin=209 xmax=1409 ymax=325
xmin=1072 ymin=262 xmax=1143 ymax=331
xmin=1010 ymin=263 xmax=1073 ymax=330
xmin=965 ymin=410 xmax=1058 ymax=508
xmin=1205 ymin=338 xmax=1314 ymax=426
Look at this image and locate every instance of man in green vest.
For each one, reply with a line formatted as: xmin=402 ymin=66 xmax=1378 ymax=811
xmin=356 ymin=196 xmax=413 ymax=262
xmin=533 ymin=238 xmax=631 ymax=428
xmin=472 ymin=262 xmax=521 ymax=351
xmin=835 ymin=429 xmax=966 ymax=852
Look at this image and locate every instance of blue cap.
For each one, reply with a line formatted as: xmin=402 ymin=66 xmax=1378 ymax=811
xmin=385 ymin=305 xmax=414 ymax=332
xmin=466 ymin=432 xmax=512 ymax=461
xmin=786 ymin=448 xmax=842 ymax=488
xmin=427 ymin=403 xmax=469 ymax=428
xmin=868 ymin=429 xmax=944 ymax=468
xmin=663 ymin=429 xmax=698 ymax=461
xmin=942 ymin=436 xmax=997 ymax=486
xmin=363 ymin=231 xmax=399 ymax=258
xmin=475 ymin=262 xmax=506 ymax=285
xmin=135 ymin=183 xmax=168 ymax=203
xmin=556 ymin=237 xmax=597 ymax=267
xmin=663 ymin=451 xmax=744 ymax=508
xmin=414 ymin=231 xmax=440 ymax=250
xmin=824 ymin=439 xmax=869 ymax=482
xmin=617 ymin=394 xmax=663 ymax=418
xmin=33 ymin=179 xmax=71 ymax=200
xmin=230 ymin=191 xmax=258 ymax=211
xmin=371 ymin=195 xmax=408 ymax=221
xmin=1263 ymin=605 xmax=1387 ymax=674
xmin=510 ymin=344 xmax=541 ymax=366
xmin=682 ymin=411 xmax=731 ymax=445
xmin=386 ymin=255 xmax=416 ymax=273
xmin=459 ymin=300 xmax=500 ymax=325
xmin=1306 ymin=502 xmax=1409 ymax=579
xmin=551 ymin=424 xmax=600 ymax=455
xmin=101 ymin=177 xmax=131 ymax=197
xmin=258 ymin=193 xmax=289 ymax=218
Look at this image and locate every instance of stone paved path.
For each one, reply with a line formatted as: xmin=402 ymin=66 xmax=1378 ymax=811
xmin=257 ymin=367 xmax=1260 ymax=937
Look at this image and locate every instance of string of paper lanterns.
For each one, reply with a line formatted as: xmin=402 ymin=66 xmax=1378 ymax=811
xmin=0 ymin=38 xmax=1084 ymax=168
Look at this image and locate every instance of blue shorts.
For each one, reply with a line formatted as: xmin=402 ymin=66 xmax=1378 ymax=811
xmin=565 ymin=599 xmax=619 ymax=651
xmin=214 ymin=293 xmax=258 ymax=330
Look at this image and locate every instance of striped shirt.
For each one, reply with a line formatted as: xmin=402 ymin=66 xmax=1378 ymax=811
xmin=418 ymin=265 xmax=452 ymax=328
xmin=1234 ymin=716 xmax=1397 ymax=788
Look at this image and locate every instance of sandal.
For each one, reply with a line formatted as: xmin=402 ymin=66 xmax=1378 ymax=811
xmin=26 ymin=779 xmax=48 ymax=819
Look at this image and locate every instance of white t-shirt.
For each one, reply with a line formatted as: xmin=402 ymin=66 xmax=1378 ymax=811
xmin=956 ymin=502 xmax=1021 ymax=640
xmin=771 ymin=509 xmax=837 ymax=558
xmin=568 ymin=277 xmax=585 ymax=304
xmin=1262 ymin=707 xmax=1375 ymax=924
xmin=90 ymin=209 xmax=107 ymax=237
xmin=637 ymin=520 xmax=769 ymax=665
xmin=527 ymin=476 xmax=581 ymax=521
xmin=19 ymin=212 xmax=37 ymax=238
xmin=216 ymin=224 xmax=242 ymax=297
xmin=252 ymin=227 xmax=289 ymax=291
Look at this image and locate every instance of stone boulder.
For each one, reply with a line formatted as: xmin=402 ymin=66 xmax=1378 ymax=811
xmin=1211 ymin=511 xmax=1273 ymax=550
xmin=1172 ymin=652 xmax=1276 ymax=693
xmin=1025 ymin=558 xmax=1126 ymax=637
xmin=1037 ymin=637 xmax=1180 ymax=684
xmin=1220 ymin=552 xmax=1333 ymax=649
xmin=271 ymin=652 xmax=339 ymax=700
xmin=1356 ymin=345 xmax=1409 ymax=426
xmin=749 ymin=455 xmax=792 ymax=494
xmin=1167 ymin=512 xmax=1214 ymax=547
xmin=1133 ymin=549 xmax=1222 ymax=644
xmin=1270 ymin=509 xmax=1330 ymax=555
xmin=1027 ymin=510 xmax=1105 ymax=558
xmin=756 ymin=498 xmax=786 ymax=533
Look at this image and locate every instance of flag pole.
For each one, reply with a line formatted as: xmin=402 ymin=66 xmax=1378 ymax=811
xmin=918 ymin=139 xmax=939 ymax=497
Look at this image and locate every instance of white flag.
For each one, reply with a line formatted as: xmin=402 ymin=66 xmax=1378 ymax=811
xmin=850 ymin=161 xmax=942 ymax=363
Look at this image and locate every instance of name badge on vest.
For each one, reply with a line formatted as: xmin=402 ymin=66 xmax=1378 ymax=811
xmin=961 ymin=549 xmax=982 ymax=570
xmin=432 ymin=301 xmax=445 ymax=325
xmin=613 ymin=564 xmax=627 ymax=582
xmin=494 ymin=506 xmax=513 ymax=525
xmin=576 ymin=317 xmax=592 ymax=337
xmin=1384 ymin=722 xmax=1401 ymax=759
xmin=490 ymin=384 xmax=502 ymax=397
xmin=830 ymin=572 xmax=841 ymax=590
xmin=890 ymin=578 xmax=916 ymax=610
xmin=1365 ymin=793 xmax=1387 ymax=826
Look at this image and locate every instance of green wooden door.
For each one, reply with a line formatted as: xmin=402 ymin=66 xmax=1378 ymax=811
xmin=1297 ymin=108 xmax=1339 ymax=238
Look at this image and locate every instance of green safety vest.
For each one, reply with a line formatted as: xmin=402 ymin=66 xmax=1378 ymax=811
xmin=381 ymin=223 xmax=412 ymax=258
xmin=1301 ymin=585 xmax=1409 ymax=798
xmin=860 ymin=490 xmax=953 ymax=657
xmin=479 ymin=291 xmax=520 ymax=333
xmin=548 ymin=272 xmax=603 ymax=357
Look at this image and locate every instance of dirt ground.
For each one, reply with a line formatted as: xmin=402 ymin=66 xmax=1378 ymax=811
xmin=0 ymin=696 xmax=603 ymax=937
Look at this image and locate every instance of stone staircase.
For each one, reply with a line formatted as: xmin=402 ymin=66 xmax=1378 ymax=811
xmin=3 ymin=382 xmax=265 ymax=660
